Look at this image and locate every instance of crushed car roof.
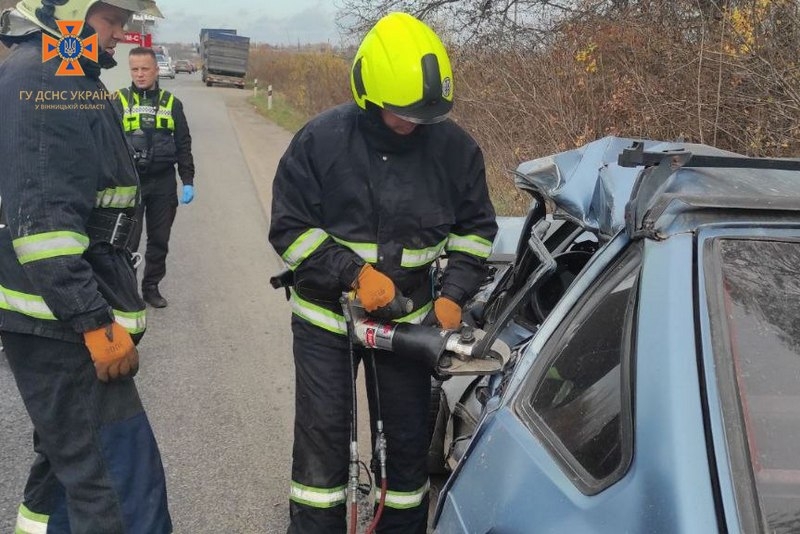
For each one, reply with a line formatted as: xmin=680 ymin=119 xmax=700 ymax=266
xmin=514 ymin=136 xmax=800 ymax=240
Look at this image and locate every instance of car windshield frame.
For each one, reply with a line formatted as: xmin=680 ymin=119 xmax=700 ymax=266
xmin=703 ymin=232 xmax=800 ymax=534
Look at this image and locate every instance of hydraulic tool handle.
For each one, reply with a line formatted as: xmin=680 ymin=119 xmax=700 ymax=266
xmin=369 ymin=293 xmax=413 ymax=321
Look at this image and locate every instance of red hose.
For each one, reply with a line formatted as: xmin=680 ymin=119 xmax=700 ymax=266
xmin=349 ymin=501 xmax=358 ymax=534
xmin=365 ymin=477 xmax=388 ymax=534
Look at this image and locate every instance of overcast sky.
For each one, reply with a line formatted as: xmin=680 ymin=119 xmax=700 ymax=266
xmin=147 ymin=1 xmax=343 ymax=45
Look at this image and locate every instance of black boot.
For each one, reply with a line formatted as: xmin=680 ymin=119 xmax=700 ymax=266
xmin=142 ymin=286 xmax=168 ymax=308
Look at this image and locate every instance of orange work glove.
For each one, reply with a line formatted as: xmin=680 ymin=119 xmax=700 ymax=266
xmin=83 ymin=322 xmax=139 ymax=382
xmin=434 ymin=297 xmax=462 ymax=330
xmin=354 ymin=264 xmax=395 ymax=312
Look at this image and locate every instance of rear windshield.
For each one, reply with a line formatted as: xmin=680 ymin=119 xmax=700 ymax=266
xmin=712 ymin=238 xmax=800 ymax=532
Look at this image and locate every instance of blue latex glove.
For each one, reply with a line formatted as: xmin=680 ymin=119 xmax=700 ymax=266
xmin=181 ymin=184 xmax=194 ymax=204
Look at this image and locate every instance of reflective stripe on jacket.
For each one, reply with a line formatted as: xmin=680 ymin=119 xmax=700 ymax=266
xmin=0 ymin=35 xmax=146 ymax=342
xmin=269 ymin=103 xmax=497 ymax=334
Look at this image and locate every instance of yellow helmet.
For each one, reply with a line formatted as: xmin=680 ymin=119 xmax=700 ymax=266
xmin=16 ymin=0 xmax=162 ymax=37
xmin=351 ymin=12 xmax=453 ymax=125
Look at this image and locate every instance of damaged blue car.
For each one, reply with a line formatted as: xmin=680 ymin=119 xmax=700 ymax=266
xmin=432 ymin=137 xmax=800 ymax=533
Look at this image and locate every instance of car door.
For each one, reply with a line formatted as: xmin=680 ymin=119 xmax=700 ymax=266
xmin=699 ymin=229 xmax=800 ymax=534
xmin=435 ymin=241 xmax=642 ymax=533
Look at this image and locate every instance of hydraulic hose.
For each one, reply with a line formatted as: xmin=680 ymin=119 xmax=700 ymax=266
xmin=342 ymin=298 xmax=360 ymax=534
xmin=366 ymin=352 xmax=387 ymax=534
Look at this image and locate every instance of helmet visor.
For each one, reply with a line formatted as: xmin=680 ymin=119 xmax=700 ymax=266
xmin=384 ymin=98 xmax=452 ymax=125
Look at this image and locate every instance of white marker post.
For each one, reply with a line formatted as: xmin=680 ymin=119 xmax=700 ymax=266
xmin=268 ymin=85 xmax=273 ymax=110
xmin=254 ymin=78 xmax=258 ymax=98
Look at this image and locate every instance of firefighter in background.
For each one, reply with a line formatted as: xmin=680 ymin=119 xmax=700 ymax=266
xmin=0 ymin=0 xmax=172 ymax=532
xmin=269 ymin=12 xmax=497 ymax=533
xmin=116 ymin=46 xmax=195 ymax=308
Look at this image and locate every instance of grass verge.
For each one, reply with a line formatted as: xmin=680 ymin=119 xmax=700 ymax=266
xmin=248 ymin=90 xmax=309 ymax=134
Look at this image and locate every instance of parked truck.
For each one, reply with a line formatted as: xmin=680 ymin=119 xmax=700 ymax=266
xmin=199 ymin=28 xmax=250 ymax=89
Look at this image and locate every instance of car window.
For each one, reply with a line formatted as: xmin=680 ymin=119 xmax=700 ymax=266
xmin=706 ymin=238 xmax=800 ymax=533
xmin=517 ymin=244 xmax=640 ymax=494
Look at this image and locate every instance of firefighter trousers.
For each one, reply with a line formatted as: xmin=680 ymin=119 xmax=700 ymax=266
xmin=1 ymin=332 xmax=172 ymax=534
xmin=288 ymin=316 xmax=431 ymax=534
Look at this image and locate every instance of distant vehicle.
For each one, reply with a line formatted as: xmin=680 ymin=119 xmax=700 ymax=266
xmin=157 ymin=57 xmax=175 ymax=79
xmin=174 ymin=60 xmax=193 ymax=74
xmin=199 ymin=28 xmax=249 ymax=89
xmin=432 ymin=137 xmax=800 ymax=533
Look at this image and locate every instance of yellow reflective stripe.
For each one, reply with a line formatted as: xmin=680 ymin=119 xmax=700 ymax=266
xmin=290 ymin=481 xmax=347 ymax=508
xmin=446 ymin=233 xmax=493 ymax=259
xmin=118 ymin=90 xmax=140 ymax=131
xmin=158 ymin=90 xmax=175 ymax=130
xmin=290 ymin=289 xmax=346 ymax=335
xmin=0 ymin=284 xmax=57 ymax=320
xmin=15 ymin=503 xmax=48 ymax=534
xmin=396 ymin=301 xmax=432 ymax=324
xmin=331 ymin=236 xmax=378 ymax=263
xmin=401 ymin=239 xmax=447 ymax=268
xmin=96 ymin=186 xmax=137 ymax=208
xmin=12 ymin=231 xmax=89 ymax=264
xmin=113 ymin=309 xmax=146 ymax=335
xmin=282 ymin=228 xmax=329 ymax=270
xmin=377 ymin=480 xmax=430 ymax=510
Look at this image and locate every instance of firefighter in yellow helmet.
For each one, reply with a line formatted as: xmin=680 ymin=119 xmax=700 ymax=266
xmin=0 ymin=0 xmax=171 ymax=532
xmin=270 ymin=12 xmax=497 ymax=533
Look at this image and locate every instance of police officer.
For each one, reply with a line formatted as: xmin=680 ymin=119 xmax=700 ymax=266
xmin=269 ymin=12 xmax=497 ymax=533
xmin=117 ymin=46 xmax=195 ymax=308
xmin=0 ymin=0 xmax=172 ymax=532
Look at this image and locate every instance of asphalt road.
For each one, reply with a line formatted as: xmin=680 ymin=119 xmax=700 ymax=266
xmin=0 ymin=72 xmax=298 ymax=533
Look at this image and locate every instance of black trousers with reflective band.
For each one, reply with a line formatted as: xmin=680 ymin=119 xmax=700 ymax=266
xmin=1 ymin=332 xmax=172 ymax=534
xmin=289 ymin=317 xmax=431 ymax=534
xmin=130 ymin=168 xmax=178 ymax=290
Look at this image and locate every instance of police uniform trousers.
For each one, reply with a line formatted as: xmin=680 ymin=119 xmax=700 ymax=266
xmin=1 ymin=332 xmax=172 ymax=534
xmin=289 ymin=316 xmax=431 ymax=534
xmin=130 ymin=167 xmax=178 ymax=291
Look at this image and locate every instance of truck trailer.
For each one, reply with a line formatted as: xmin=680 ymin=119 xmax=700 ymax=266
xmin=199 ymin=29 xmax=250 ymax=89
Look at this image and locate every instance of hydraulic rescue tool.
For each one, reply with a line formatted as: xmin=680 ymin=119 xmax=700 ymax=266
xmin=341 ymin=293 xmax=510 ymax=377
xmin=340 ymin=291 xmax=510 ymax=534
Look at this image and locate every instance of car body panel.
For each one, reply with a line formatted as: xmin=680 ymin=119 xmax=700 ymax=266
xmin=436 ymin=233 xmax=721 ymax=533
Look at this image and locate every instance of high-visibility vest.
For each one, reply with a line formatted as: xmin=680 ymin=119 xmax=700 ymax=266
xmin=117 ymin=88 xmax=175 ymax=132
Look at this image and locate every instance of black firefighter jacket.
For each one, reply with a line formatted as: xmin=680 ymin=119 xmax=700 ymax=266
xmin=269 ymin=103 xmax=498 ymax=335
xmin=0 ymin=35 xmax=146 ymax=343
